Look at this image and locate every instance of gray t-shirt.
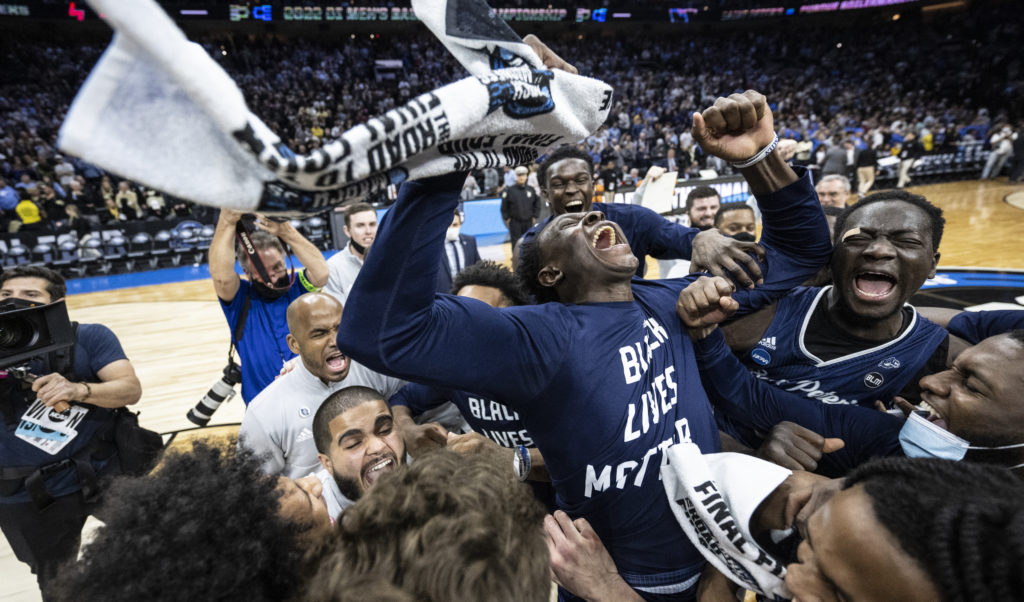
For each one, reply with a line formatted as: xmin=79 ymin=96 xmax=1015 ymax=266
xmin=239 ymin=358 xmax=405 ymax=479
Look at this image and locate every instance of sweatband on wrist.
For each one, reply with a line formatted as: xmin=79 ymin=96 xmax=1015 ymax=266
xmin=730 ymin=133 xmax=780 ymax=169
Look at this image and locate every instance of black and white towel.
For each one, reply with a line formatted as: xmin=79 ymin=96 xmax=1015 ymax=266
xmin=58 ymin=0 xmax=612 ymax=213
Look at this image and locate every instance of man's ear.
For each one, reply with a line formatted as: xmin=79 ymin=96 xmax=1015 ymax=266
xmin=929 ymin=252 xmax=940 ymax=279
xmin=538 ymin=265 xmax=563 ymax=289
xmin=343 ymin=224 xmax=351 ymax=239
xmin=286 ymin=334 xmax=300 ymax=355
xmin=317 ymin=452 xmax=333 ymax=473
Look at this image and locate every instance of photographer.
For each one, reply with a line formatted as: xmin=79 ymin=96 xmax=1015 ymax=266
xmin=209 ymin=210 xmax=328 ymax=405
xmin=0 ymin=266 xmax=142 ymax=593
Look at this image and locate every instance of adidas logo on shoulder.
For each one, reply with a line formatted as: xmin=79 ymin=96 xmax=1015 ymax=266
xmin=757 ymin=336 xmax=777 ymax=351
xmin=296 ymin=427 xmax=314 ymax=444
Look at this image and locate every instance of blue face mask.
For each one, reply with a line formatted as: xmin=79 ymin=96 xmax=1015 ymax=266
xmin=899 ymin=412 xmax=1024 ymax=468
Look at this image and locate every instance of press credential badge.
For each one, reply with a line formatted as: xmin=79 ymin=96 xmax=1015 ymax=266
xmin=15 ymin=399 xmax=90 ymax=455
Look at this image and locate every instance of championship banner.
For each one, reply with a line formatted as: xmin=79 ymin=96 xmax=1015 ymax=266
xmin=58 ymin=0 xmax=612 ymax=214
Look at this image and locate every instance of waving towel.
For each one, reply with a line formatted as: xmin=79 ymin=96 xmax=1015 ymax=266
xmin=661 ymin=442 xmax=793 ymax=600
xmin=58 ymin=0 xmax=611 ymax=214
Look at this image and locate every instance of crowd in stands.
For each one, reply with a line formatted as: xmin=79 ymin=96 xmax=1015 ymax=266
xmin=2 ymin=2 xmax=1021 ymax=240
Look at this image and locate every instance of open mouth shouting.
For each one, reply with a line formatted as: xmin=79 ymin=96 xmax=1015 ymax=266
xmin=918 ymin=400 xmax=948 ymax=431
xmin=592 ymin=225 xmax=617 ymax=250
xmin=564 ymin=199 xmax=586 ymax=211
xmin=361 ymin=453 xmax=397 ymax=488
xmin=853 ymin=271 xmax=897 ymax=302
xmin=325 ymin=350 xmax=350 ymax=377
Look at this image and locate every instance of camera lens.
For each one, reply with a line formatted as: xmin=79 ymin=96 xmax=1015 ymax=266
xmin=0 ymin=316 xmax=37 ymax=351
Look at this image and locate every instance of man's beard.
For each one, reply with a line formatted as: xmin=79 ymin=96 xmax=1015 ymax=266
xmin=332 ymin=471 xmax=363 ymax=502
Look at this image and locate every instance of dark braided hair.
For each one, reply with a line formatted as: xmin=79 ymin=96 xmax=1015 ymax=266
xmin=451 ymin=260 xmax=530 ymax=306
xmin=833 ymin=189 xmax=945 ymax=252
xmin=844 ymin=457 xmax=1024 ymax=602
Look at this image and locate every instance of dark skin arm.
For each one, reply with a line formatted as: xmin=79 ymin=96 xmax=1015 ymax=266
xmin=393 ymin=404 xmax=448 ymax=456
xmin=692 ymin=91 xmax=799 ymax=196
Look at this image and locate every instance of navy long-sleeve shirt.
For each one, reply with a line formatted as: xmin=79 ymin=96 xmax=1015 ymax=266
xmin=695 ymin=329 xmax=904 ymax=477
xmin=338 ymin=167 xmax=830 ymax=591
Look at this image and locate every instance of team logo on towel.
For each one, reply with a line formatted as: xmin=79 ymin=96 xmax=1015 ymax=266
xmin=482 ymin=68 xmax=555 ymax=119
xmin=863 ymin=372 xmax=884 ymax=389
xmin=877 ymin=356 xmax=901 ymax=370
xmin=750 ymin=347 xmax=771 ymax=366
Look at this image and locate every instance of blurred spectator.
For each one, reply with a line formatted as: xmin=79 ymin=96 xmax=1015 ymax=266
xmin=897 ymin=131 xmax=924 ymax=188
xmin=460 ymin=173 xmax=480 ymax=203
xmin=115 ymin=181 xmax=144 ymax=220
xmin=14 ymin=191 xmax=46 ymax=232
xmin=855 ymin=143 xmax=878 ymax=196
xmin=815 ymin=174 xmax=852 ymax=208
xmin=482 ymin=166 xmax=500 ymax=196
xmin=982 ymin=124 xmax=1017 ymax=179
xmin=53 ymin=155 xmax=75 ymax=188
xmin=0 ymin=175 xmax=18 ymax=230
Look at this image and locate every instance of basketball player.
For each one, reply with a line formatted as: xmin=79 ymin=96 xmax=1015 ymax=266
xmin=337 ymin=91 xmax=832 ymax=599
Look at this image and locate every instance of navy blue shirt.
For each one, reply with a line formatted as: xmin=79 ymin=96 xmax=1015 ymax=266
xmin=391 ymin=383 xmax=534 ymax=447
xmin=521 ymin=202 xmax=699 ymax=277
xmin=337 ymin=168 xmax=830 ymax=591
xmin=947 ymin=309 xmax=1024 ymax=344
xmin=0 ymin=324 xmax=127 ymax=503
xmin=696 ymin=329 xmax=903 ymax=477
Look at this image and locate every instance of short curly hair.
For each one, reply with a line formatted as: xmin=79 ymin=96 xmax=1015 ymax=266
xmin=452 ymin=260 xmax=530 ymax=306
xmin=538 ymin=145 xmax=593 ymax=189
xmin=305 ymin=449 xmax=548 ymax=602
xmin=47 ymin=441 xmax=313 ymax=602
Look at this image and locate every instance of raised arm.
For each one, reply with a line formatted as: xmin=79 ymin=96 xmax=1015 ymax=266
xmin=662 ymin=92 xmax=831 ymax=308
xmin=209 ymin=209 xmax=243 ymax=301
xmin=338 ymin=172 xmax=568 ymax=402
xmin=255 ymin=214 xmax=329 ymax=288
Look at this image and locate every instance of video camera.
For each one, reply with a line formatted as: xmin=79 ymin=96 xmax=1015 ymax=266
xmin=0 ymin=299 xmax=76 ymax=370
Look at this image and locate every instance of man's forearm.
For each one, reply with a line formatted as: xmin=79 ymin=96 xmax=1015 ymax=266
xmin=209 ymin=214 xmax=241 ymax=295
xmin=74 ymin=377 xmax=141 ymax=409
xmin=739 ymin=152 xmax=799 ymax=196
xmin=280 ymin=227 xmax=328 ymax=287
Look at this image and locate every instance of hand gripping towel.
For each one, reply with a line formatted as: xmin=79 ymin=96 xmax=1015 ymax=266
xmin=58 ymin=0 xmax=612 ymax=214
xmin=661 ymin=442 xmax=793 ymax=600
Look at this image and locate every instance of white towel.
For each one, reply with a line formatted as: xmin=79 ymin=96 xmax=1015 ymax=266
xmin=661 ymin=443 xmax=793 ymax=600
xmin=58 ymin=0 xmax=612 ymax=213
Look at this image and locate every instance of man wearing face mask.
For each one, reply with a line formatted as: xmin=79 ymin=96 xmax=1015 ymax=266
xmin=210 ymin=209 xmax=329 ymax=404
xmin=713 ymin=204 xmax=758 ymax=243
xmin=436 ymin=210 xmax=481 ymax=294
xmin=679 ymin=275 xmax=1024 ymax=476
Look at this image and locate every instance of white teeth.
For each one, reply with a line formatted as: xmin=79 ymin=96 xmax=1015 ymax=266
xmin=919 ymin=401 xmax=939 ymax=420
xmin=855 ymin=287 xmax=889 ymax=298
xmin=592 ymin=226 xmax=616 ymax=248
xmin=368 ymin=458 xmax=392 ymax=473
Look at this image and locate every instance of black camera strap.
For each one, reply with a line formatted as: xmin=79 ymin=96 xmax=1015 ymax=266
xmin=234 ymin=215 xmax=296 ymax=292
xmin=228 ymin=293 xmax=250 ymax=367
